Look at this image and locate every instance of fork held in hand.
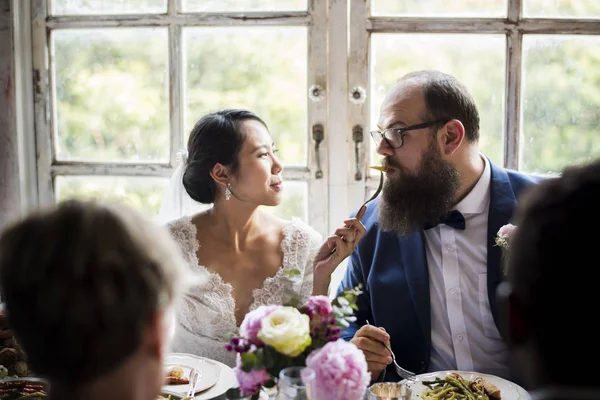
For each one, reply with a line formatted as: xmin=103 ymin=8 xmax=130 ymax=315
xmin=329 ymin=171 xmax=384 ymax=255
xmin=366 ymin=320 xmax=417 ymax=381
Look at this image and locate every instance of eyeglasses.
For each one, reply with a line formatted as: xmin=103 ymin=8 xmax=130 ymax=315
xmin=369 ymin=120 xmax=447 ymax=149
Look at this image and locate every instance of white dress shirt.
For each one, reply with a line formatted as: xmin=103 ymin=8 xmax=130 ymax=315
xmin=425 ymin=155 xmax=510 ymax=378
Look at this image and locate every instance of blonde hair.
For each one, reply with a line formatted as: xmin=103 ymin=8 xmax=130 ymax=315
xmin=0 ymin=199 xmax=197 ymax=383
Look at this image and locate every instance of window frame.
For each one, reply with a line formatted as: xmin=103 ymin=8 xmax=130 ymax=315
xmin=30 ymin=0 xmax=330 ymax=234
xmin=351 ymin=0 xmax=600 ymax=195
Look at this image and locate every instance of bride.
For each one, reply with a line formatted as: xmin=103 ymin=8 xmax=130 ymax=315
xmin=158 ymin=109 xmax=366 ymax=367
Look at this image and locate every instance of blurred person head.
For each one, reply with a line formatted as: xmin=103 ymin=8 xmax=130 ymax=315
xmin=373 ymin=70 xmax=480 ymax=234
xmin=183 ymin=108 xmax=284 ymax=209
xmin=0 ymin=199 xmax=195 ymax=400
xmin=501 ymin=158 xmax=600 ymax=391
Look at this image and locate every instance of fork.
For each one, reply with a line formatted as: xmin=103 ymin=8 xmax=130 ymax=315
xmin=366 ymin=320 xmax=417 ymax=382
xmin=329 ymin=171 xmax=384 ymax=255
xmin=185 ymin=368 xmax=201 ymax=398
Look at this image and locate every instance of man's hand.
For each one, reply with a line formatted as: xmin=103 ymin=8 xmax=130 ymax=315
xmin=350 ymin=324 xmax=393 ymax=381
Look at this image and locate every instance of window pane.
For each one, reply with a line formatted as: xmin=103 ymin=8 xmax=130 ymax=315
xmin=50 ymin=0 xmax=166 ymax=15
xmin=183 ymin=0 xmax=306 ymax=12
xmin=521 ymin=36 xmax=600 ymax=174
xmin=371 ymin=0 xmax=506 ymax=17
xmin=55 ymin=176 xmax=169 ymax=215
xmin=260 ymin=181 xmax=307 ymax=221
xmin=53 ymin=29 xmax=169 ymax=163
xmin=524 ymin=0 xmax=600 ymax=18
xmin=184 ymin=27 xmax=307 ymax=165
xmin=370 ymin=34 xmax=505 ymax=167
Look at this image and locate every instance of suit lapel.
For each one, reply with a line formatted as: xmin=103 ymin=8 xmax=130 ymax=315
xmin=397 ymin=231 xmax=430 ymax=343
xmin=487 ymin=162 xmax=517 ymax=324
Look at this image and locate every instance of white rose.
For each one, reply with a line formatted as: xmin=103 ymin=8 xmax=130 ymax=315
xmin=257 ymin=307 xmax=311 ymax=357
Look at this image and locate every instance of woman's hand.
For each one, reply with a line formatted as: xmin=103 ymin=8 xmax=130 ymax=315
xmin=312 ymin=207 xmax=367 ymax=295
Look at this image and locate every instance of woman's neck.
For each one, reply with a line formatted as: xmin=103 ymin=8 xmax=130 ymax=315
xmin=208 ymin=200 xmax=263 ymax=251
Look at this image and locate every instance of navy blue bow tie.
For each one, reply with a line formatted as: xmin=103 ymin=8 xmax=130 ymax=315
xmin=424 ymin=210 xmax=465 ymax=230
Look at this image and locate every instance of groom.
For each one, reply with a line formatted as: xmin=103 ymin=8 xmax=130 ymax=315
xmin=337 ymin=70 xmax=543 ymax=384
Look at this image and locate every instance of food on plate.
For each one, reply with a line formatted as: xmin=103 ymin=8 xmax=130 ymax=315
xmin=369 ymin=165 xmax=386 ymax=172
xmin=421 ymin=372 xmax=501 ymax=400
xmin=0 ymin=379 xmax=48 ymax=399
xmin=165 ymin=365 xmax=189 ymax=385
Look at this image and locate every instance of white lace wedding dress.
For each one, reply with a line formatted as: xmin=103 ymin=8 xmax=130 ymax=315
xmin=167 ymin=216 xmax=323 ymax=367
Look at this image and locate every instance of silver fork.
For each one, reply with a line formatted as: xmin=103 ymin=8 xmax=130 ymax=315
xmin=366 ymin=320 xmax=417 ymax=382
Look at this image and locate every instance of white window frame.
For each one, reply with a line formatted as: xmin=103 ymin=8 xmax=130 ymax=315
xmin=29 ymin=0 xmax=331 ymax=235
xmin=348 ymin=0 xmax=600 ymax=198
xmin=16 ymin=0 xmax=600 ymax=234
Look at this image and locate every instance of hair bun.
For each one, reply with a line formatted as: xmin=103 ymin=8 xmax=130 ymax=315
xmin=182 ymin=160 xmax=215 ymax=204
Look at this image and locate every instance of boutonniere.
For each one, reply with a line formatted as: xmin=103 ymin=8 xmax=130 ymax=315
xmin=495 ymin=223 xmax=517 ymax=276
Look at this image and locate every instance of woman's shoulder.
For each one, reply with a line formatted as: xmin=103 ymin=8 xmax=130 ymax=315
xmin=284 ymin=217 xmax=322 ymax=242
xmin=165 ymin=216 xmax=198 ymax=258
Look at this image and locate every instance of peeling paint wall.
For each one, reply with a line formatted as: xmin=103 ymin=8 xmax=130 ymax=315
xmin=0 ymin=0 xmax=19 ymax=230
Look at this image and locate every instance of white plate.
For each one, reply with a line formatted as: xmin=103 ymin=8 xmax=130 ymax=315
xmin=162 ymin=353 xmax=237 ymax=400
xmin=400 ymin=370 xmax=530 ymax=400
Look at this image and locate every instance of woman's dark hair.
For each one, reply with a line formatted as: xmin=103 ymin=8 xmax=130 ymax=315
xmin=183 ymin=109 xmax=268 ymax=204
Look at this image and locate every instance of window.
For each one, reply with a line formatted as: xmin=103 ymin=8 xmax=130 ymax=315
xmin=33 ymin=0 xmax=327 ymax=234
xmin=350 ymin=0 xmax=600 ymax=198
xmin=30 ymin=0 xmax=600 ymax=238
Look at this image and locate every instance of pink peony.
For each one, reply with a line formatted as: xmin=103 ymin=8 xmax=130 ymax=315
xmin=305 ymin=295 xmax=333 ymax=317
xmin=235 ymin=365 xmax=271 ymax=396
xmin=306 ymin=339 xmax=370 ymax=400
xmin=239 ymin=305 xmax=279 ymax=345
xmin=497 ymin=223 xmax=517 ymax=238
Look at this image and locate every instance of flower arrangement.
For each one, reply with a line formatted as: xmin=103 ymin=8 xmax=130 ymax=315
xmin=495 ymin=223 xmax=517 ymax=251
xmin=225 ymin=285 xmax=370 ymax=400
xmin=495 ymin=223 xmax=517 ymax=277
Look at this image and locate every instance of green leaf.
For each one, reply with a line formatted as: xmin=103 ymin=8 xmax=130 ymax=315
xmin=241 ymin=352 xmax=258 ymax=371
xmin=283 ymin=268 xmax=302 ymax=276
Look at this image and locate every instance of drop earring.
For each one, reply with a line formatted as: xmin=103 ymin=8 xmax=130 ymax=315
xmin=225 ymin=183 xmax=232 ymax=201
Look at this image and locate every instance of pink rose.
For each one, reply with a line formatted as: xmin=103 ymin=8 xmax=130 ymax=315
xmin=239 ymin=305 xmax=279 ymax=345
xmin=305 ymin=295 xmax=333 ymax=317
xmin=235 ymin=365 xmax=270 ymax=396
xmin=497 ymin=223 xmax=517 ymax=238
xmin=306 ymin=339 xmax=370 ymax=400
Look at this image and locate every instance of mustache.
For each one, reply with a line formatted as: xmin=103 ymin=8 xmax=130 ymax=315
xmin=383 ymin=158 xmax=402 ymax=170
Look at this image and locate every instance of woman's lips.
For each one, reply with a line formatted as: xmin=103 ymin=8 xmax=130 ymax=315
xmin=270 ymin=182 xmax=283 ymax=191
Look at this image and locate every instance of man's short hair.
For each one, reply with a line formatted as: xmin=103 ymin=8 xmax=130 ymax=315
xmin=508 ymin=158 xmax=600 ymax=385
xmin=0 ymin=200 xmax=192 ymax=383
xmin=401 ymin=70 xmax=480 ymax=143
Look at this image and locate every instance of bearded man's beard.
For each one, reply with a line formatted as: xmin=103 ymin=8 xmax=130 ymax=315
xmin=378 ymin=142 xmax=461 ymax=235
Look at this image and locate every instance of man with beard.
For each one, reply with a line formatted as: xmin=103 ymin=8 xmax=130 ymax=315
xmin=337 ymin=70 xmax=543 ymax=383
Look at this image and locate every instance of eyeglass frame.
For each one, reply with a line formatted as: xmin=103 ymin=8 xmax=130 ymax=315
xmin=369 ymin=120 xmax=448 ymax=149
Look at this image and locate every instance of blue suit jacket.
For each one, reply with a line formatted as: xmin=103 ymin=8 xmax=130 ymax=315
xmin=338 ymin=161 xmax=543 ymax=382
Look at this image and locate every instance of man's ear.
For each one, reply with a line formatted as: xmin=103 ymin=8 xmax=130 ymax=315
xmin=209 ymin=163 xmax=230 ymax=190
xmin=439 ymin=119 xmax=465 ymax=156
xmin=143 ymin=309 xmax=167 ymax=359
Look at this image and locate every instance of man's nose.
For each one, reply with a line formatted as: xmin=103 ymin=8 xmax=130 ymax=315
xmin=376 ymin=138 xmax=395 ymax=157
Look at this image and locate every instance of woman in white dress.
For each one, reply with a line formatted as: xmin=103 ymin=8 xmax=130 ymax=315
xmin=161 ymin=109 xmax=366 ymax=367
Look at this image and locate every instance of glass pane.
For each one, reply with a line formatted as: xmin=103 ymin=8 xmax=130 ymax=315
xmin=260 ymin=181 xmax=307 ymax=222
xmin=50 ymin=0 xmax=166 ymax=15
xmin=370 ymin=34 xmax=506 ymax=167
xmin=184 ymin=27 xmax=307 ymax=165
xmin=521 ymin=36 xmax=600 ymax=175
xmin=524 ymin=0 xmax=600 ymax=18
xmin=53 ymin=28 xmax=169 ymax=163
xmin=183 ymin=0 xmax=306 ymax=12
xmin=371 ymin=0 xmax=506 ymax=17
xmin=55 ymin=175 xmax=169 ymax=215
